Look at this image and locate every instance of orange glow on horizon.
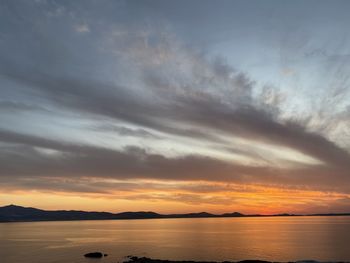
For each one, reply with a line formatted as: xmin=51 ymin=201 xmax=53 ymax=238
xmin=2 ymin=181 xmax=349 ymax=215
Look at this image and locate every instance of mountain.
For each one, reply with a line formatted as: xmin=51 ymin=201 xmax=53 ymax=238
xmin=114 ymin=211 xmax=162 ymax=219
xmin=0 ymin=204 xmax=117 ymax=222
xmin=0 ymin=205 xmax=244 ymax=222
xmin=166 ymin=212 xmax=216 ymax=218
xmin=221 ymin=212 xmax=244 ymax=217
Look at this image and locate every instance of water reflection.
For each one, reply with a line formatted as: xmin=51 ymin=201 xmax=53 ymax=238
xmin=1 ymin=216 xmax=350 ymax=263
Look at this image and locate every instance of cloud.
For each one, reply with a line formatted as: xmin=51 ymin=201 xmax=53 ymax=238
xmin=0 ymin=1 xmax=350 ymax=211
xmin=0 ymin=129 xmax=350 ymax=195
xmin=91 ymin=123 xmax=162 ymax=140
xmin=2 ymin=38 xmax=349 ymax=171
xmin=0 ymin=101 xmax=49 ymax=113
xmin=74 ymin=23 xmax=90 ymax=33
xmin=7 ymin=66 xmax=350 ymax=168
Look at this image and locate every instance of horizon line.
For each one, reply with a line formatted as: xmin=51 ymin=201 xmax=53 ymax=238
xmin=2 ymin=204 xmax=350 ymax=217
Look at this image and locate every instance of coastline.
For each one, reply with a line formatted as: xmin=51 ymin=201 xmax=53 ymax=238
xmin=1 ymin=204 xmax=350 ymax=223
xmin=124 ymin=256 xmax=350 ymax=263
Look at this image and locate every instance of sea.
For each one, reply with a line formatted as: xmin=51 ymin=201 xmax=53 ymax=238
xmin=1 ymin=216 xmax=350 ymax=263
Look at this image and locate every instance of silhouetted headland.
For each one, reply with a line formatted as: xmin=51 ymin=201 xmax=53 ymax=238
xmin=1 ymin=204 xmax=349 ymax=223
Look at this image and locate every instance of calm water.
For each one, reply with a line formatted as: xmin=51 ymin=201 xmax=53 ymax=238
xmin=1 ymin=216 xmax=350 ymax=263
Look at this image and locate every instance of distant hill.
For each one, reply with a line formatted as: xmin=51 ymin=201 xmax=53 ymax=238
xmin=0 ymin=204 xmax=245 ymax=222
xmin=0 ymin=204 xmax=349 ymax=222
xmin=0 ymin=204 xmax=117 ymax=222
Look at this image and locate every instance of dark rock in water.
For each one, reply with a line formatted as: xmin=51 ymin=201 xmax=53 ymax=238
xmin=84 ymin=252 xmax=104 ymax=258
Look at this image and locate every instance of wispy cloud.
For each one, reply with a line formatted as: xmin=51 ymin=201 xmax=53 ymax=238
xmin=0 ymin=0 xmax=350 ymax=212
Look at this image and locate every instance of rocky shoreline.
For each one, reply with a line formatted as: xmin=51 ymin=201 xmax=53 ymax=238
xmin=123 ymin=256 xmax=349 ymax=263
xmin=124 ymin=256 xmax=272 ymax=263
xmin=81 ymin=253 xmax=349 ymax=263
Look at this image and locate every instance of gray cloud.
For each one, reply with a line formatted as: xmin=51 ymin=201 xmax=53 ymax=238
xmin=1 ymin=0 xmax=350 ymax=203
xmin=0 ymin=129 xmax=349 ymax=194
xmin=0 ymin=101 xmax=49 ymax=113
xmin=91 ymin=123 xmax=162 ymax=140
xmin=2 ymin=48 xmax=350 ymax=172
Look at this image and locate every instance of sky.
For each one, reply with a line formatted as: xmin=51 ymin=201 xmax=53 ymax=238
xmin=1 ymin=0 xmax=350 ymax=214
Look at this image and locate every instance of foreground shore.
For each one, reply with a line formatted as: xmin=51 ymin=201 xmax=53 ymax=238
xmin=124 ymin=256 xmax=349 ymax=263
xmin=125 ymin=256 xmax=271 ymax=263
